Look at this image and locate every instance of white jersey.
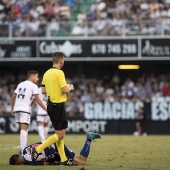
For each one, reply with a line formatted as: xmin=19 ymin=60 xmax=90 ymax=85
xmin=14 ymin=80 xmax=39 ymax=113
xmin=36 ymin=87 xmax=48 ymax=115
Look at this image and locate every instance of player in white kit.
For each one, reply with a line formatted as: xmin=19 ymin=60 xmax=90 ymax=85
xmin=11 ymin=70 xmax=47 ymax=154
xmin=36 ymin=87 xmax=50 ymax=141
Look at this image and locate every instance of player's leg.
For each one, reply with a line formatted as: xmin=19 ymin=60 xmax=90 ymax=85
xmin=15 ymin=112 xmax=30 ymax=154
xmin=44 ymin=123 xmax=49 ymax=139
xmin=43 ymin=115 xmax=50 ymax=139
xmin=81 ymin=132 xmax=102 ymax=154
xmin=32 ymin=132 xmax=61 ymax=155
xmin=37 ymin=121 xmax=45 ymax=141
xmin=20 ymin=123 xmax=29 ymax=153
xmin=63 ymin=144 xmax=86 ymax=165
xmin=37 ymin=115 xmax=46 ymax=141
xmin=73 ymin=155 xmax=87 ymax=165
xmin=64 ymin=132 xmax=102 ymax=165
xmin=136 ymin=121 xmax=142 ymax=135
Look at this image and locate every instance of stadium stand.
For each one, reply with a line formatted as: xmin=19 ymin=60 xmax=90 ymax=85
xmin=0 ymin=0 xmax=170 ymax=37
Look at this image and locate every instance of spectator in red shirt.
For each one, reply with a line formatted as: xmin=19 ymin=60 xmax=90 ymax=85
xmin=162 ymin=82 xmax=170 ymax=96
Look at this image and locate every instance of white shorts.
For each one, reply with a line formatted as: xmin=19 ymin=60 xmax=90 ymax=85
xmin=37 ymin=115 xmax=50 ymax=123
xmin=15 ymin=112 xmax=31 ymax=125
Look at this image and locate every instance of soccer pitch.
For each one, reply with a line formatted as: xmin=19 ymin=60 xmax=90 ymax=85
xmin=0 ymin=134 xmax=170 ymax=170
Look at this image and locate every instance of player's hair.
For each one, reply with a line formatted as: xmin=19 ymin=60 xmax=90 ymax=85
xmin=9 ymin=154 xmax=20 ymax=165
xmin=52 ymin=52 xmax=64 ymax=64
xmin=27 ymin=70 xmax=39 ymax=79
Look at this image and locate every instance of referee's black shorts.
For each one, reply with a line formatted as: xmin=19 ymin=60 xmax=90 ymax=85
xmin=47 ymin=100 xmax=68 ymax=130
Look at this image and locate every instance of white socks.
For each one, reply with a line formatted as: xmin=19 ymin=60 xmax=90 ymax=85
xmin=44 ymin=127 xmax=49 ymax=139
xmin=38 ymin=126 xmax=45 ymax=141
xmin=20 ymin=129 xmax=28 ymax=151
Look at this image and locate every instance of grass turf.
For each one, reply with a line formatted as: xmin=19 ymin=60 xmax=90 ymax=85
xmin=0 ymin=134 xmax=170 ymax=170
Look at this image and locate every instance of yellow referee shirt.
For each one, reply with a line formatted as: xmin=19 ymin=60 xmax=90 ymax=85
xmin=42 ymin=68 xmax=67 ymax=103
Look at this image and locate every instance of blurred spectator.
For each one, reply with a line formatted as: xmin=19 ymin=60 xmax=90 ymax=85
xmin=66 ymin=0 xmax=76 ymax=10
xmin=65 ymin=94 xmax=77 ymax=117
xmin=94 ymin=17 xmax=109 ymax=36
xmin=77 ymin=11 xmax=86 ymax=23
xmin=85 ymin=9 xmax=96 ymax=21
xmin=71 ymin=22 xmax=84 ymax=35
xmin=49 ymin=17 xmax=59 ymax=36
xmin=18 ymin=15 xmax=31 ymax=37
xmin=53 ymin=2 xmax=61 ymax=18
xmin=20 ymin=3 xmax=29 ymax=14
xmin=133 ymin=106 xmax=145 ymax=136
xmin=96 ymin=79 xmax=104 ymax=95
xmin=36 ymin=1 xmax=44 ymax=15
xmin=162 ymin=81 xmax=170 ymax=96
xmin=29 ymin=17 xmax=40 ymax=36
xmin=38 ymin=16 xmax=46 ymax=36
xmin=104 ymin=88 xmax=115 ymax=102
xmin=80 ymin=89 xmax=91 ymax=103
xmin=29 ymin=5 xmax=39 ymax=18
xmin=59 ymin=2 xmax=71 ymax=20
xmin=109 ymin=18 xmax=123 ymax=36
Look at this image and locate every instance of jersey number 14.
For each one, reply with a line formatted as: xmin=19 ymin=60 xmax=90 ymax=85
xmin=18 ymin=88 xmax=26 ymax=99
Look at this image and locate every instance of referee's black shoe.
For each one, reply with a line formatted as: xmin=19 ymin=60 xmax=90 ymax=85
xmin=31 ymin=148 xmax=39 ymax=165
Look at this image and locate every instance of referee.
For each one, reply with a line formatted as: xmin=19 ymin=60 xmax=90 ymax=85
xmin=31 ymin=52 xmax=74 ymax=166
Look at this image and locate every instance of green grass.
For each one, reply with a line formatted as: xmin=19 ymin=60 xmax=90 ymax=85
xmin=0 ymin=134 xmax=170 ymax=170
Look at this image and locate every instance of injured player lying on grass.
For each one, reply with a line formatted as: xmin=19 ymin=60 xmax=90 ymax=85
xmin=9 ymin=132 xmax=102 ymax=166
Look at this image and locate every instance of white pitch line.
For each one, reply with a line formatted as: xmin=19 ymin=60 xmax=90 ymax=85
xmin=0 ymin=144 xmax=20 ymax=150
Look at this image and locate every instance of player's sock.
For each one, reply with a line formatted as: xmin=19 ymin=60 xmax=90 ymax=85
xmin=26 ymin=129 xmax=28 ymax=150
xmin=80 ymin=140 xmax=91 ymax=157
xmin=64 ymin=145 xmax=75 ymax=160
xmin=20 ymin=129 xmax=27 ymax=151
xmin=25 ymin=129 xmax=28 ymax=146
xmin=38 ymin=125 xmax=45 ymax=141
xmin=56 ymin=139 xmax=67 ymax=162
xmin=44 ymin=127 xmax=49 ymax=139
xmin=36 ymin=134 xmax=59 ymax=154
xmin=87 ymin=139 xmax=92 ymax=142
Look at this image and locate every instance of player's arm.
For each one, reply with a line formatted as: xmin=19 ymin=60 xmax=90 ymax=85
xmin=41 ymin=86 xmax=46 ymax=94
xmin=11 ymin=93 xmax=17 ymax=116
xmin=26 ymin=160 xmax=44 ymax=165
xmin=44 ymin=161 xmax=55 ymax=165
xmin=34 ymin=94 xmax=47 ymax=112
xmin=28 ymin=161 xmax=56 ymax=165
